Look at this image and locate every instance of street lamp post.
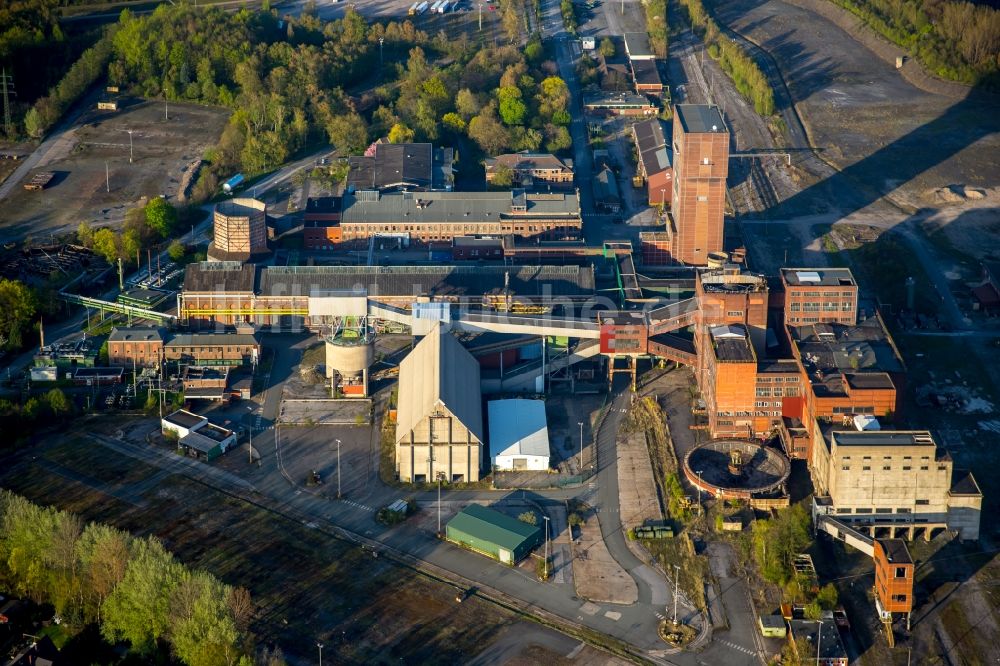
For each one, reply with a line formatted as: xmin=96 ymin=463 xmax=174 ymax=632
xmin=123 ymin=129 xmax=134 ymax=163
xmin=247 ymin=405 xmax=255 ymax=464
xmin=317 ymin=641 xmax=323 ymax=666
xmin=543 ymin=515 xmax=551 ymax=580
xmin=672 ymin=564 xmax=680 ymax=626
xmin=436 ymin=471 xmax=445 ymax=536
xmin=336 ymin=438 xmax=342 ymax=499
xmin=696 ymin=469 xmax=704 ymax=506
xmin=578 ymin=421 xmax=584 ymax=471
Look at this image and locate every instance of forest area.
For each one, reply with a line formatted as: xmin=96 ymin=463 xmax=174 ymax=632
xmin=89 ymin=3 xmax=571 ymax=199
xmin=0 ymin=0 xmax=105 ymax=139
xmin=825 ymin=0 xmax=999 ymax=87
xmin=0 ymin=491 xmax=254 ymax=665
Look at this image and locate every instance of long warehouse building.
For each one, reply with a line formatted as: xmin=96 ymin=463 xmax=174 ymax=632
xmin=178 ymin=262 xmax=597 ymax=330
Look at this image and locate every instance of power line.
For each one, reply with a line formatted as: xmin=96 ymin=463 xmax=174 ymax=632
xmin=0 ymin=69 xmax=15 ymax=137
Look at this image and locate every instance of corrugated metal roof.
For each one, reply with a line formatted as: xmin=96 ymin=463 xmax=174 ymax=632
xmin=396 ymin=324 xmax=483 ymax=444
xmin=488 ymin=399 xmax=550 ymax=459
xmin=341 ymin=190 xmax=580 ymax=225
xmin=447 ymin=503 xmax=541 ymax=551
xmin=258 ymin=265 xmax=594 ymax=298
xmin=183 ymin=262 xmax=257 ymax=293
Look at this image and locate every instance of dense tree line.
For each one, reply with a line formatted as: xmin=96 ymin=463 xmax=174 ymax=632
xmin=0 ymin=388 xmax=74 ymax=443
xmin=645 ymin=0 xmax=667 ymax=58
xmin=0 ymin=0 xmax=106 ymax=140
xmin=681 ymin=0 xmax=775 ymax=116
xmin=76 ymin=197 xmax=180 ymax=268
xmin=826 ymin=0 xmax=999 ymax=86
xmin=0 ymin=491 xmax=254 ymax=665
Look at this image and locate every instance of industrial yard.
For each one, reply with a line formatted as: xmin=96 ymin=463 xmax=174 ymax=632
xmin=0 ymin=100 xmax=228 ymax=240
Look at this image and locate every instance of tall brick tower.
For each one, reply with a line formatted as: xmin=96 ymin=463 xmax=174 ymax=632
xmin=671 ymin=104 xmax=729 ymax=265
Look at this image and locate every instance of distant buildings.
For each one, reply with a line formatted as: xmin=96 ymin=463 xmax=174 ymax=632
xmin=484 ymin=152 xmax=574 ymax=189
xmin=107 ymin=327 xmax=260 ymax=370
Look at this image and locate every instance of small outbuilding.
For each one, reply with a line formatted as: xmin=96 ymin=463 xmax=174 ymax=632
xmin=488 ymin=399 xmax=550 ymax=471
xmin=179 ymin=422 xmax=237 ymax=461
xmin=759 ymin=614 xmax=787 ymax=638
xmin=446 ymin=504 xmax=543 ymax=564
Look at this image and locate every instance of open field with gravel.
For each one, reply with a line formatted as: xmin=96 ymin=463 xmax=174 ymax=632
xmin=0 ymin=419 xmax=583 ymax=664
xmin=0 ymin=100 xmax=228 ymax=240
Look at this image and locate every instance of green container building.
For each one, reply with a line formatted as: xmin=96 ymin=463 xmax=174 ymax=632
xmin=446 ymin=504 xmax=543 ymax=564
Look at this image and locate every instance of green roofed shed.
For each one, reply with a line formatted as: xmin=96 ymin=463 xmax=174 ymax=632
xmin=446 ymin=504 xmax=543 ymax=564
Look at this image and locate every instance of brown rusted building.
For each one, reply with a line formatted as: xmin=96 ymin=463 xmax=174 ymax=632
xmin=781 ymin=268 xmax=859 ymax=326
xmin=164 ymin=333 xmax=260 ymax=367
xmin=303 ymin=197 xmax=343 ymax=250
xmin=671 ymin=105 xmax=729 ymax=266
xmin=108 ymin=327 xmax=165 ymax=368
xmin=874 ymin=538 xmax=914 ymax=614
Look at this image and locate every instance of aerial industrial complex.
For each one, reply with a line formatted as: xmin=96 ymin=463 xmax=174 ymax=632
xmin=2 ymin=0 xmax=996 ymax=658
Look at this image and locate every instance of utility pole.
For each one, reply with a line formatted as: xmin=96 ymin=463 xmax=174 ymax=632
xmin=672 ymin=564 xmax=680 ymax=625
xmin=165 ymin=98 xmax=169 ymax=121
xmin=123 ymin=129 xmax=134 ymax=163
xmin=105 ymin=161 xmax=110 ymax=193
xmin=479 ymin=2 xmax=483 ymax=31
xmin=379 ymin=37 xmax=384 ymax=69
xmin=117 ymin=257 xmax=124 ymax=290
xmin=0 ymin=69 xmax=14 ymax=137
xmin=578 ymin=421 xmax=584 ymax=470
xmin=543 ymin=515 xmax=550 ymax=580
xmin=247 ymin=405 xmax=255 ymax=464
xmin=336 ymin=438 xmax=342 ymax=499
xmin=437 ymin=471 xmax=443 ymax=536
xmin=317 ymin=642 xmax=323 ymax=666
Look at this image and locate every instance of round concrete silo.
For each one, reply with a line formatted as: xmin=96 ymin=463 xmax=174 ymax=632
xmin=325 ymin=327 xmax=375 ymax=397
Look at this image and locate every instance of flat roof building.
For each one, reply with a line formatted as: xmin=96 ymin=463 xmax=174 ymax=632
xmin=488 ymin=399 xmax=550 ymax=471
xmin=336 ymin=189 xmax=582 ymax=245
xmin=583 ymin=92 xmax=657 ymax=116
xmin=445 ymin=503 xmax=543 ymax=564
xmin=811 ymin=428 xmax=981 ymax=540
xmin=671 ymin=105 xmax=728 ymax=265
xmin=781 ymin=268 xmax=859 ymax=326
xmin=396 ymin=324 xmax=484 ymax=483
xmin=623 ymin=32 xmax=655 ymax=60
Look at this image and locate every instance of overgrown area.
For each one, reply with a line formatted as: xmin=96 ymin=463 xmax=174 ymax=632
xmin=0 ymin=490 xmax=253 ymax=665
xmin=679 ymin=0 xmax=775 ymax=115
xmin=825 ymin=0 xmax=999 ymax=87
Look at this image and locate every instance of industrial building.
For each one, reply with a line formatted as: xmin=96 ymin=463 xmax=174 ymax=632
xmin=107 ymin=326 xmax=260 ymax=370
xmin=445 ymin=503 xmax=543 ymax=564
xmin=347 ymin=142 xmax=454 ymax=192
xmin=874 ymin=538 xmax=914 ymax=614
xmin=325 ymin=323 xmax=375 ymax=397
xmin=787 ymin=619 xmax=847 ymax=666
xmin=302 ymin=197 xmax=342 ymax=251
xmin=161 ymin=409 xmax=238 ymax=461
xmin=630 ymin=59 xmax=664 ymax=95
xmin=208 ymin=198 xmax=269 ymax=262
xmin=484 ymin=152 xmax=574 ymax=189
xmin=583 ymin=92 xmax=658 ymax=116
xmin=108 ymin=327 xmax=164 ymax=368
xmin=632 ymin=118 xmax=672 ymax=208
xmin=395 ymin=325 xmax=484 ymax=483
xmin=670 ymin=105 xmax=729 ymax=265
xmin=781 ymin=268 xmax=859 ymax=326
xmin=811 ymin=428 xmax=981 ymax=540
xmin=488 ymin=399 xmax=550 ymax=471
xmin=178 ymin=262 xmax=595 ymax=330
xmin=334 ymin=189 xmax=582 ymax=245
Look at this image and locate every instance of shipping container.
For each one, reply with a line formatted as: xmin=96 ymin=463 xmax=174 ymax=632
xmin=416 ymin=1 xmax=430 ymax=12
xmin=430 ymin=0 xmax=443 ymax=11
xmin=408 ymin=2 xmax=419 ymax=13
xmin=438 ymin=1 xmax=451 ymax=12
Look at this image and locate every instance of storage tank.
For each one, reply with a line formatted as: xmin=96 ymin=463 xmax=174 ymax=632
xmin=326 ymin=327 xmax=375 ymax=397
xmin=706 ymin=251 xmax=729 ymax=269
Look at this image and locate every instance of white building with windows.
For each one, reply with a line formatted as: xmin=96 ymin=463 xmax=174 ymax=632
xmin=488 ymin=399 xmax=550 ymax=471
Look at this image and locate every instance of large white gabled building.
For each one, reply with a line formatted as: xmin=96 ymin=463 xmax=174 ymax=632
xmin=488 ymin=399 xmax=550 ymax=471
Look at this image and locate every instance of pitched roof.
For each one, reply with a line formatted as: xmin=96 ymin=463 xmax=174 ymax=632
xmin=488 ymin=400 xmax=549 ymax=459
xmin=183 ymin=262 xmax=257 ymax=293
xmin=108 ymin=327 xmax=164 ymax=343
xmin=485 ymin=152 xmax=573 ymax=173
xmin=340 ymin=190 xmax=581 ymax=225
xmin=347 ymin=142 xmax=433 ymax=191
xmin=396 ymin=324 xmax=483 ymax=444
xmin=447 ymin=503 xmax=541 ymax=551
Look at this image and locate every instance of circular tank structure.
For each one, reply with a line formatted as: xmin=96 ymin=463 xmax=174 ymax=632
xmin=706 ymin=251 xmax=730 ymax=269
xmin=683 ymin=439 xmax=790 ymax=500
xmin=325 ymin=327 xmax=375 ymax=381
xmin=208 ymin=198 xmax=269 ymax=262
